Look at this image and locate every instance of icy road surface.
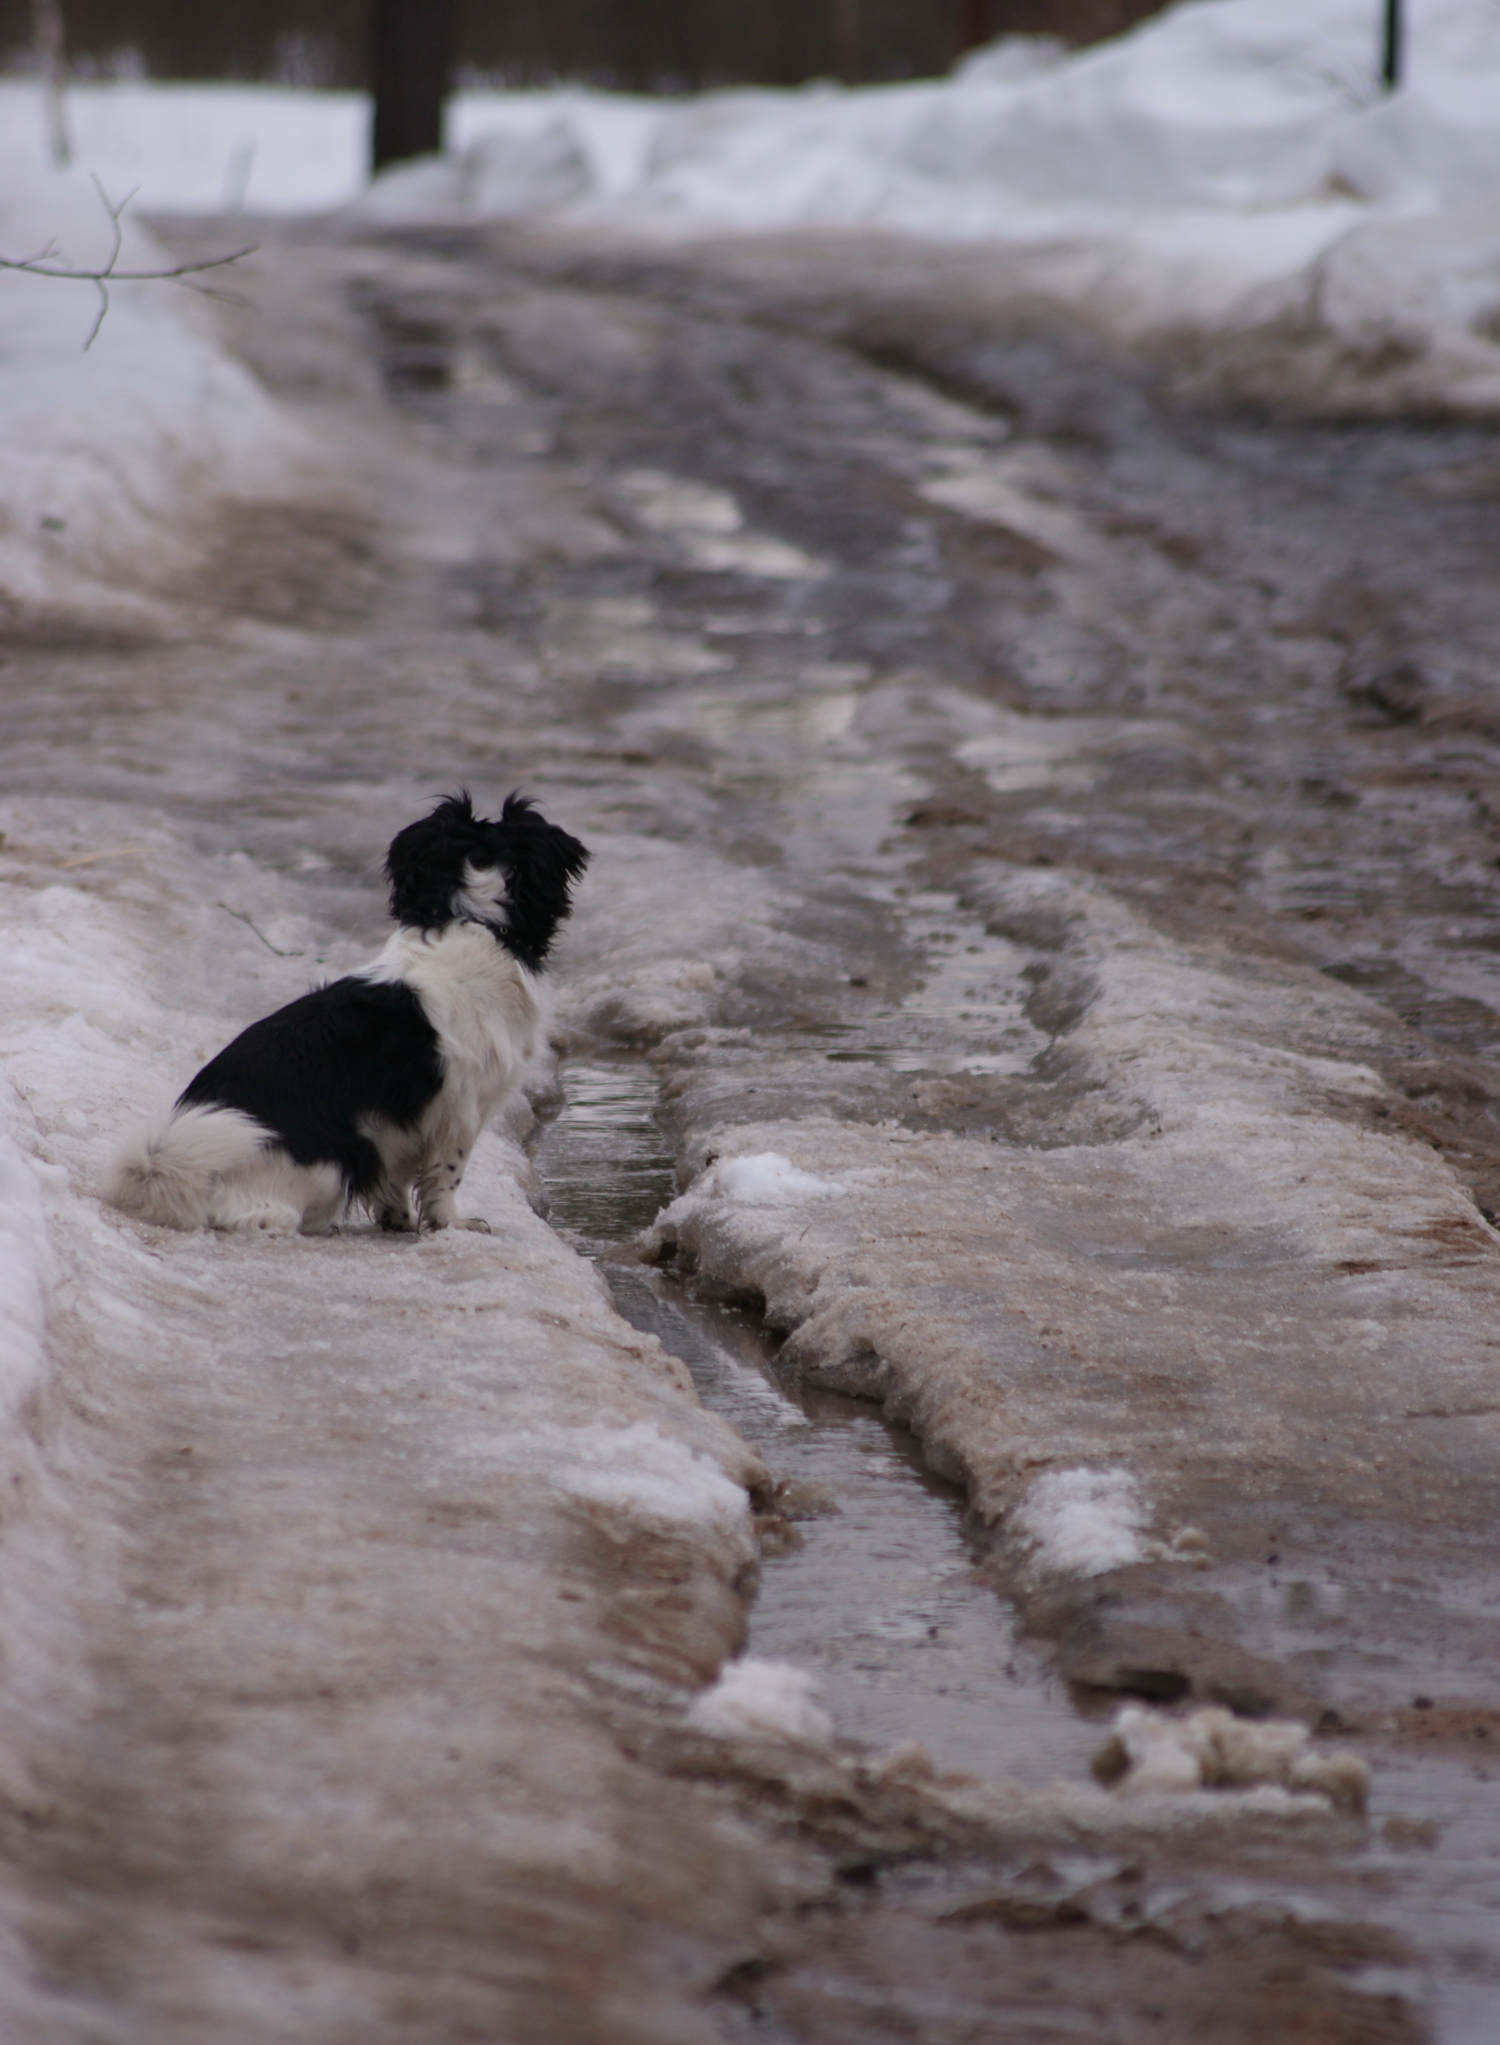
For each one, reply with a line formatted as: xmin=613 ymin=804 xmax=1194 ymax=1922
xmin=6 ymin=215 xmax=1500 ymax=2038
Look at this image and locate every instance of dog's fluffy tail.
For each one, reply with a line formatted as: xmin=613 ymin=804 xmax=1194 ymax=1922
xmin=106 ymin=1105 xmax=271 ymax=1229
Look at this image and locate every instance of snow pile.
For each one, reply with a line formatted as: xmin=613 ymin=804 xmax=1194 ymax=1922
xmin=5 ymin=1 xmax=1500 ymax=408
xmin=1094 ymin=1704 xmax=1370 ymax=1815
xmin=1016 ymin=1466 xmax=1149 ymax=1577
xmin=687 ymin=1656 xmax=834 ymax=1745
xmin=0 ymin=165 xmax=300 ymax=621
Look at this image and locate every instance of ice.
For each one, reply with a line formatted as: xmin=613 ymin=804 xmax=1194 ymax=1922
xmin=1016 ymin=1467 xmax=1149 ymax=1578
xmin=686 ymin=1655 xmax=834 ymax=1745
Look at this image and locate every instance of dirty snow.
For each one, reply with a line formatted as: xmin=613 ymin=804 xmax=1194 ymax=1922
xmin=1098 ymin=1704 xmax=1370 ymax=1813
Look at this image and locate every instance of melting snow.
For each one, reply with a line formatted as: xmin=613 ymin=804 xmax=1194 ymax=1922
xmin=1016 ymin=1467 xmax=1150 ymax=1577
xmin=712 ymin=1154 xmax=847 ymax=1207
xmin=687 ymin=1656 xmax=834 ymax=1745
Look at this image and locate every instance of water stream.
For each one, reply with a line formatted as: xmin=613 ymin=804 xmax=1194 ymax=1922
xmin=533 ymin=1057 xmax=1098 ymax=1787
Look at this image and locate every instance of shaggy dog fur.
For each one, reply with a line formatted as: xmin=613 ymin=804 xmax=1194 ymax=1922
xmin=107 ymin=793 xmax=588 ymax=1235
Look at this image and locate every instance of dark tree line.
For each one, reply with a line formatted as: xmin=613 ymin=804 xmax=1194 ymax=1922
xmin=1 ymin=0 xmax=1167 ymax=95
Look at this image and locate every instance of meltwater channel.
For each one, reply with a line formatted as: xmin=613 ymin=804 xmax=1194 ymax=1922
xmin=532 ymin=1057 xmax=1098 ymax=1787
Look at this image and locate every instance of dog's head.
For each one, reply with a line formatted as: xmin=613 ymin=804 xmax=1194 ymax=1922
xmin=385 ymin=792 xmax=589 ymax=970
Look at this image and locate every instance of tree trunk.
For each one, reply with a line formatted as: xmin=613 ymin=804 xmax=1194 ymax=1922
xmin=370 ymin=0 xmax=457 ymax=173
xmin=32 ymin=0 xmax=70 ymax=168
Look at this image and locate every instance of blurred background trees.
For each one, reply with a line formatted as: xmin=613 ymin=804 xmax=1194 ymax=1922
xmin=0 ymin=0 xmax=1167 ymax=92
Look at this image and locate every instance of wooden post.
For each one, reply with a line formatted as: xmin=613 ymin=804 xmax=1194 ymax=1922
xmin=1382 ymin=0 xmax=1402 ymax=91
xmin=371 ymin=0 xmax=457 ymax=173
xmin=32 ymin=0 xmax=70 ymax=167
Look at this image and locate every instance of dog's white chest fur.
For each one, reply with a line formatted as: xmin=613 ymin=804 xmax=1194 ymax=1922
xmin=365 ymin=923 xmax=545 ymax=1121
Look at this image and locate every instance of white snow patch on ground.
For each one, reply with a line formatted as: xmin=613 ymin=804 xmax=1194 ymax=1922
xmin=0 ymin=166 xmax=301 ymax=619
xmin=1016 ymin=1467 xmax=1149 ymax=1577
xmin=1099 ymin=1704 xmax=1370 ymax=1814
xmin=687 ymin=1656 xmax=834 ymax=1746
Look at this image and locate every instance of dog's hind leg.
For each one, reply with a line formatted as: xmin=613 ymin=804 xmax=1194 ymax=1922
xmin=414 ymin=1134 xmax=488 ymax=1233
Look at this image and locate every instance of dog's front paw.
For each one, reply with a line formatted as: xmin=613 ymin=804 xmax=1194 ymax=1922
xmin=378 ymin=1206 xmax=418 ymax=1233
xmin=456 ymin=1216 xmax=492 ymax=1234
xmin=224 ymin=1204 xmax=301 ymax=1235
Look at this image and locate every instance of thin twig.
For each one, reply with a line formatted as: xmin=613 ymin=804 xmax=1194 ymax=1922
xmin=0 ymin=177 xmax=258 ymax=350
xmin=217 ymin=903 xmax=298 ymax=957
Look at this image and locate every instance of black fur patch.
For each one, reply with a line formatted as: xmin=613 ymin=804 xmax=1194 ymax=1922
xmin=385 ymin=791 xmax=589 ymax=971
xmin=178 ymin=978 xmax=443 ymax=1197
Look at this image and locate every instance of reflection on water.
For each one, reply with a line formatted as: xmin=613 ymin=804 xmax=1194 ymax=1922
xmin=535 ymin=1058 xmax=1096 ymax=1785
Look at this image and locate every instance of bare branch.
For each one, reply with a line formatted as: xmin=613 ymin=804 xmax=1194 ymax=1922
xmin=0 ymin=178 xmax=257 ymax=350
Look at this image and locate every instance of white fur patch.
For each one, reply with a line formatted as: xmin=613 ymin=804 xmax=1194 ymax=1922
xmin=455 ymin=858 xmax=510 ymax=929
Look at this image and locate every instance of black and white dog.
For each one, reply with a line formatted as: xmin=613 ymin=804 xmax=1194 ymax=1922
xmin=108 ymin=793 xmax=588 ymax=1235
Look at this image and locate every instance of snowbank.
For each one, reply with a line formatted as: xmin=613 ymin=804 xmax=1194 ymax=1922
xmin=423 ymin=0 xmax=1500 ymax=414
xmin=0 ymin=166 xmax=301 ymax=622
xmin=7 ymin=4 xmax=1500 ymax=409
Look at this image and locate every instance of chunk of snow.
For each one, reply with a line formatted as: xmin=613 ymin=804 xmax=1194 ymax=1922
xmin=687 ymin=1656 xmax=834 ymax=1746
xmin=542 ymin=1421 xmax=754 ymax=1542
xmin=1097 ymin=1704 xmax=1369 ymax=1815
xmin=714 ymin=1154 xmax=847 ymax=1207
xmin=1016 ymin=1466 xmax=1148 ymax=1577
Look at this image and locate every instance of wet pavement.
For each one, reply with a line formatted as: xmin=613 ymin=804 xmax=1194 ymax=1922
xmin=4 ymin=210 xmax=1500 ymax=2039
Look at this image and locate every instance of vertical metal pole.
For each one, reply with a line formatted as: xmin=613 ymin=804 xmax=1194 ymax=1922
xmin=371 ymin=0 xmax=457 ymax=173
xmin=31 ymin=0 xmax=70 ymax=167
xmin=1382 ymin=0 xmax=1402 ymax=91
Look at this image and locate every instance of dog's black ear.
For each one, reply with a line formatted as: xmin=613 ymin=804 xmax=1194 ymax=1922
xmin=490 ymin=792 xmax=589 ymax=970
xmin=385 ymin=792 xmax=478 ymax=929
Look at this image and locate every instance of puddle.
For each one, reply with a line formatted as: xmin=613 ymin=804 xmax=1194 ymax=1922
xmin=534 ymin=1058 xmax=1096 ymax=1786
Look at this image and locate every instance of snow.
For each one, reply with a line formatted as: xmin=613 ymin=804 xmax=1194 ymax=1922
xmin=0 ymin=797 xmax=766 ymax=1558
xmin=686 ymin=1655 xmax=834 ymax=1745
xmin=7 ymin=1 xmax=1500 ymax=409
xmin=0 ymin=1082 xmax=48 ymax=1432
xmin=0 ymin=165 xmax=301 ymax=622
xmin=710 ymin=1154 xmax=847 ymax=1209
xmin=1098 ymin=1704 xmax=1370 ymax=1813
xmin=1016 ymin=1466 xmax=1149 ymax=1578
